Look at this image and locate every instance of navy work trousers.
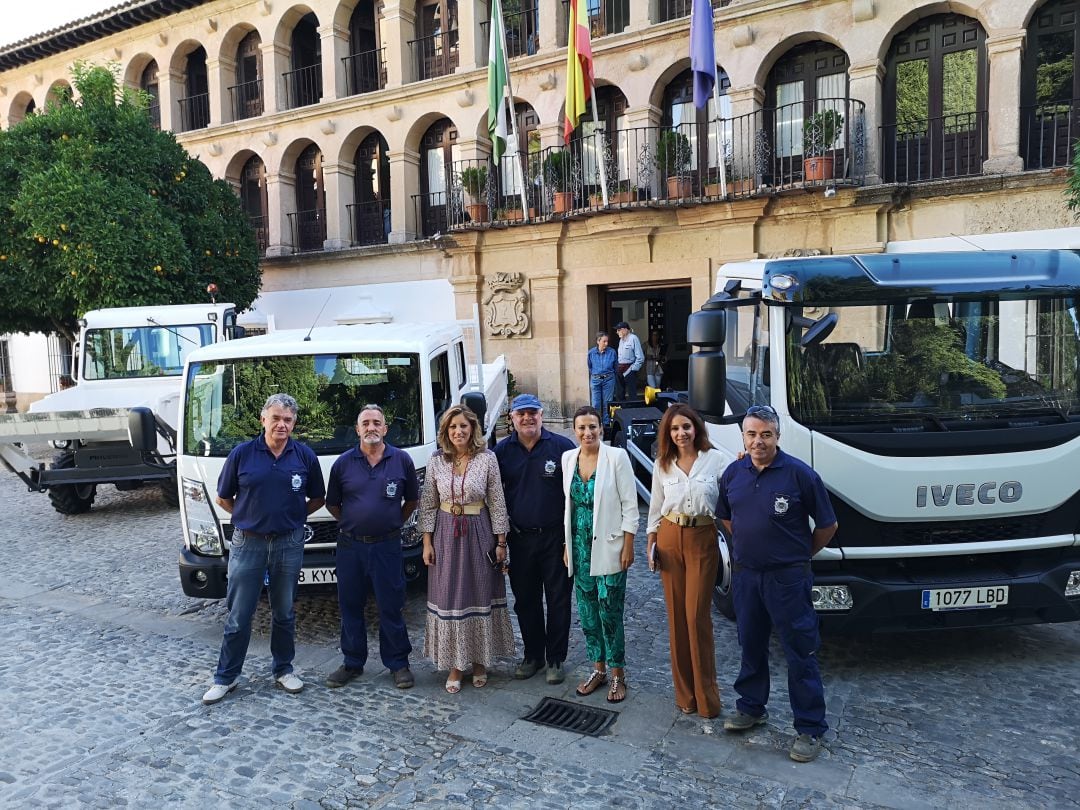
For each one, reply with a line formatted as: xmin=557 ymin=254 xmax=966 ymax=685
xmin=508 ymin=526 xmax=572 ymax=666
xmin=732 ymin=565 xmax=827 ymax=737
xmin=336 ymin=533 xmax=412 ymax=672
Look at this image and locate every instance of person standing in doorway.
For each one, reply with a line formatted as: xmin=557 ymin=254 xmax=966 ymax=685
xmin=202 ymin=393 xmax=325 ymax=705
xmin=614 ymin=322 xmax=644 ymax=400
xmin=324 ymin=404 xmax=419 ymax=690
xmin=494 ymin=394 xmax=576 ymax=684
xmin=645 ymin=330 xmax=667 ymax=390
xmin=587 ymin=331 xmax=618 ymax=427
xmin=717 ymin=405 xmax=838 ymax=762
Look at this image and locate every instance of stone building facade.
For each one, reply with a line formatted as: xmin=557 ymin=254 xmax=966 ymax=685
xmin=0 ymin=0 xmax=1075 ymax=413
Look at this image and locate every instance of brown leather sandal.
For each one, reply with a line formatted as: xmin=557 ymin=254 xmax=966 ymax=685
xmin=575 ymin=669 xmax=607 ymax=696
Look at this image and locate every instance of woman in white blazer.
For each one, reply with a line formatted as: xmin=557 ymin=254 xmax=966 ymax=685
xmin=561 ymin=406 xmax=638 ymax=703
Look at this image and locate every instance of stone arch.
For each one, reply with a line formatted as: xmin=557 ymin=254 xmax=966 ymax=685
xmin=45 ymin=79 xmax=73 ymax=108
xmin=873 ymin=1 xmax=988 ymax=65
xmin=8 ymin=91 xmax=36 ymax=126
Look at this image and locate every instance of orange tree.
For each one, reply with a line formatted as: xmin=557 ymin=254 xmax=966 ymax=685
xmin=0 ymin=63 xmax=260 ymax=342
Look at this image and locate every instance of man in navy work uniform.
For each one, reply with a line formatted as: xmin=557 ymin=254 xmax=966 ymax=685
xmin=494 ymin=394 xmax=576 ymax=684
xmin=716 ymin=405 xmax=838 ymax=762
xmin=324 ymin=404 xmax=419 ymax=690
xmin=202 ymin=393 xmax=326 ymax=705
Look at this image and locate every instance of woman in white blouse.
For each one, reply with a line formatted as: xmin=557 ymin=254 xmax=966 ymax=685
xmin=646 ymin=404 xmax=725 ymax=718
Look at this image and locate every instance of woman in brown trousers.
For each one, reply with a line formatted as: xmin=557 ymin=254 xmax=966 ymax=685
xmin=646 ymin=404 xmax=724 ymax=718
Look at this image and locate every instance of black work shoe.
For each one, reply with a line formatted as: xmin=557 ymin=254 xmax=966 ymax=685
xmin=789 ymin=733 xmax=824 ymax=762
xmin=392 ymin=667 xmax=415 ymax=689
xmin=325 ymin=665 xmax=363 ymax=688
xmin=545 ymin=662 xmax=565 ymax=685
xmin=723 ymin=710 xmax=768 ymax=732
xmin=513 ymin=659 xmax=542 ymax=679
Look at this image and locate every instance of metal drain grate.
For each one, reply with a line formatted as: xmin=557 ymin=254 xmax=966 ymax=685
xmin=522 ymin=697 xmax=618 ymax=736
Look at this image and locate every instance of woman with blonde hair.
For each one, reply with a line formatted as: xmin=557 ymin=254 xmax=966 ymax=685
xmin=646 ymin=403 xmax=724 ymax=718
xmin=419 ymin=405 xmax=514 ymax=693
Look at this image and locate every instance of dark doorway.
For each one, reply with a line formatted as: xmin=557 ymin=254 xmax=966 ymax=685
xmin=599 ymin=283 xmax=692 ymax=390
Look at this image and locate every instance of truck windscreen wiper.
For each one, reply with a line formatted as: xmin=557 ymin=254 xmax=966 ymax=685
xmin=147 ymin=317 xmax=198 ymax=346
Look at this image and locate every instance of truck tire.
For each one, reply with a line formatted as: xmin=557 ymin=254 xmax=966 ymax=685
xmin=712 ymin=528 xmax=736 ymax=621
xmin=47 ymin=451 xmax=97 ymax=515
xmin=160 ymin=464 xmax=180 ymax=508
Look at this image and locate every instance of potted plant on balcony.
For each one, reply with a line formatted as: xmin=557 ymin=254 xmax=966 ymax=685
xmin=544 ymin=150 xmax=574 ymax=214
xmin=803 ymin=109 xmax=844 ymax=182
xmin=655 ymin=130 xmax=692 ymax=199
xmin=460 ymin=165 xmax=489 ymax=223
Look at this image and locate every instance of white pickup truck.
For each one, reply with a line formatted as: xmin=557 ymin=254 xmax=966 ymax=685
xmin=167 ymin=313 xmax=508 ymax=598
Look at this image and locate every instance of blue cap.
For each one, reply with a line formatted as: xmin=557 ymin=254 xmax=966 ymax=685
xmin=510 ymin=394 xmax=543 ymax=411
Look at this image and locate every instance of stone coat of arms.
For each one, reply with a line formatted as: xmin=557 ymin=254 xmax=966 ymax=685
xmin=482 ymin=272 xmax=530 ymax=338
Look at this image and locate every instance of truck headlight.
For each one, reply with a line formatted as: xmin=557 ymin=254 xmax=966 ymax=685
xmin=182 ymin=476 xmax=223 ymax=556
xmin=812 ymin=585 xmax=853 ymax=611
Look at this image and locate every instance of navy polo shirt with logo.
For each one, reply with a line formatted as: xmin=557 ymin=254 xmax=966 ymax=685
xmin=325 ymin=443 xmax=420 ymax=537
xmin=494 ymin=427 xmax=575 ymax=531
xmin=218 ymin=434 xmax=325 ymax=535
xmin=716 ymin=448 xmax=836 ymax=570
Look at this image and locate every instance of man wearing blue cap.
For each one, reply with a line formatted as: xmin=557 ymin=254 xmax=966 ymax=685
xmin=494 ymin=393 xmax=575 ymax=683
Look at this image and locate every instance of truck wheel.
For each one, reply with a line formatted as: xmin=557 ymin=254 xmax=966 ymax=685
xmin=712 ymin=528 xmax=736 ymax=620
xmin=47 ymin=451 xmax=97 ymax=515
xmin=160 ymin=466 xmax=180 ymax=508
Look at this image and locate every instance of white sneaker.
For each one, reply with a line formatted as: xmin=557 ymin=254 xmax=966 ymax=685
xmin=275 ymin=672 xmax=304 ymax=694
xmin=202 ymin=680 xmax=238 ymax=705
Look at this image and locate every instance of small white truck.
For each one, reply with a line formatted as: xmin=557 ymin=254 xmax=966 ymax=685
xmin=164 ymin=284 xmax=508 ymax=598
xmin=0 ymin=303 xmax=244 ymax=513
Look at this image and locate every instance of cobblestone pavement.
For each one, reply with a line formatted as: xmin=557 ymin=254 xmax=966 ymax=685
xmin=1 ymin=454 xmax=1079 ymax=808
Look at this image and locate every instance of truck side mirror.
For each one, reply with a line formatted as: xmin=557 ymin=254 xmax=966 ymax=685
xmin=128 ymin=407 xmax=157 ymax=452
xmin=688 ymin=302 xmax=728 ymax=422
xmin=226 ymin=325 xmax=246 ymax=340
xmin=461 ymin=391 xmax=488 ymax=432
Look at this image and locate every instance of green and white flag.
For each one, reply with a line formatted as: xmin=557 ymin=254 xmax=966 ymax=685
xmin=487 ymin=0 xmax=508 ymax=163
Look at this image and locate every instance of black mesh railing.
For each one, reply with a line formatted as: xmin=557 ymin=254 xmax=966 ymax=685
xmin=228 ymin=79 xmax=263 ymax=120
xmin=1021 ymin=101 xmax=1078 ymax=171
xmin=287 ymin=208 xmax=326 ymax=252
xmin=176 ymin=93 xmax=209 ymax=131
xmin=413 ymin=191 xmax=450 ymax=238
xmin=343 ymin=48 xmax=386 ymax=95
xmin=148 ymin=101 xmax=160 ymax=130
xmin=560 ymin=0 xmax=628 ymax=38
xmin=480 ymin=5 xmax=539 ymax=58
xmin=347 ymin=200 xmax=391 ymax=246
xmin=880 ymin=110 xmax=988 ymax=183
xmin=657 ymin=0 xmax=731 ymax=23
xmin=283 ymin=64 xmax=323 ymax=109
xmin=409 ymin=31 xmax=458 ymax=81
xmin=248 ymin=215 xmax=268 ymax=254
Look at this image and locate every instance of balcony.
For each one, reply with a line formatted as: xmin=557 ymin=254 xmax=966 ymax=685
xmin=248 ymin=214 xmax=268 ymax=255
xmin=343 ymin=48 xmax=387 ymax=96
xmin=409 ymin=31 xmax=458 ymax=82
xmin=228 ymin=79 xmax=263 ymax=121
xmin=176 ymin=93 xmax=209 ymax=131
xmin=1021 ymin=101 xmax=1078 ymax=171
xmin=560 ymin=0 xmax=628 ymax=39
xmin=657 ymin=0 xmax=731 ymax=24
xmin=880 ymin=110 xmax=988 ymax=184
xmin=480 ymin=5 xmax=538 ymax=59
xmin=347 ymin=200 xmax=390 ymax=246
xmin=283 ymin=64 xmax=322 ymax=109
xmin=287 ymin=208 xmax=326 ymax=252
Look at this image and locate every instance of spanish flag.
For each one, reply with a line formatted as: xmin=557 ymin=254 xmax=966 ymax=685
xmin=563 ymin=0 xmax=594 ymax=143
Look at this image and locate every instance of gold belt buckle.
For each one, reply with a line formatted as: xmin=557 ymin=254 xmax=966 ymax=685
xmin=686 ymin=516 xmax=697 ymax=527
xmin=450 ymin=503 xmax=464 ymax=516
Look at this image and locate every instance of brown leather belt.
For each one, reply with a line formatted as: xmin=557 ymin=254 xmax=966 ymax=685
xmin=440 ymin=501 xmax=484 ymax=516
xmin=663 ymin=512 xmax=715 ymax=528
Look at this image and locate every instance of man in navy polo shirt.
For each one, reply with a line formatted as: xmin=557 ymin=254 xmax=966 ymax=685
xmin=716 ymin=405 xmax=838 ymax=762
xmin=202 ymin=393 xmax=326 ymax=705
xmin=494 ymin=394 xmax=575 ymax=684
xmin=324 ymin=403 xmax=419 ymax=690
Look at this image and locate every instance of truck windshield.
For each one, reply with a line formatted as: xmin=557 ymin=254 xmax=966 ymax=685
xmin=786 ymin=296 xmax=1080 ymax=428
xmin=83 ymin=324 xmax=215 ymax=380
xmin=183 ymin=353 xmax=423 ymax=457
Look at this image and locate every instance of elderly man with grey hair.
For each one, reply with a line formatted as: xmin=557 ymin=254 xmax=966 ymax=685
xmin=202 ymin=393 xmax=326 ymax=705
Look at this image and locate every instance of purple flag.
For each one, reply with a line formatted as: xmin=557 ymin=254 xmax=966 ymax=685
xmin=690 ymin=0 xmax=716 ymax=109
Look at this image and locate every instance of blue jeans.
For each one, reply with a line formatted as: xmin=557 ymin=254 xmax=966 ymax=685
xmin=213 ymin=528 xmax=305 ymax=684
xmin=732 ymin=565 xmax=827 ymax=737
xmin=336 ymin=534 xmax=412 ymax=671
xmin=590 ymin=374 xmax=616 ymax=425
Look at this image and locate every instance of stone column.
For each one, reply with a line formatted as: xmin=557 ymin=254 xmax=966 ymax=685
xmin=539 ymin=0 xmax=561 ymax=52
xmin=322 ymin=161 xmax=355 ymax=250
xmin=319 ymin=21 xmax=350 ymax=102
xmin=206 ymin=56 xmax=232 ymax=126
xmin=983 ymin=31 xmax=1025 ymax=174
xmin=725 ymin=85 xmax=763 ymax=191
xmin=260 ymin=41 xmax=288 ymax=113
xmin=457 ymin=0 xmax=480 ymax=71
xmin=847 ymin=60 xmax=884 ymax=185
xmin=159 ymin=68 xmax=182 ymax=132
xmin=628 ymin=0 xmax=654 ymax=32
xmin=381 ymin=3 xmax=416 ymax=87
xmin=388 ymin=147 xmax=420 ymax=243
xmin=265 ymin=170 xmax=296 ymax=257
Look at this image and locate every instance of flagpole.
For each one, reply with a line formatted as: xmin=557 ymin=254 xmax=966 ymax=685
xmin=499 ymin=22 xmax=530 ymax=222
xmin=713 ymin=81 xmax=727 ymax=198
xmin=589 ymin=88 xmax=610 ymax=206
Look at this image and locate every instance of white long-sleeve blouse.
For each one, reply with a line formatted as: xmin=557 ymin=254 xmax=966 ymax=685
xmin=646 ymin=448 xmax=728 ymax=535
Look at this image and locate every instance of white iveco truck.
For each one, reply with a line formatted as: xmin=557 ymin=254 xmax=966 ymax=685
xmin=618 ymin=244 xmax=1080 ymax=632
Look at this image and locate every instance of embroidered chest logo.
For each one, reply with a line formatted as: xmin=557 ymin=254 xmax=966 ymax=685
xmin=291 ymin=473 xmax=303 ymax=492
xmin=543 ymin=460 xmax=557 ymax=476
xmin=385 ymin=480 xmax=398 ymax=498
xmin=773 ymin=495 xmax=790 ymax=515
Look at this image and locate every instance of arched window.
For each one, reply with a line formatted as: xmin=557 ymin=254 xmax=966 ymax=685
xmin=567 ymin=85 xmax=628 ymax=202
xmin=140 ymin=61 xmax=160 ymax=129
xmin=240 ymin=155 xmax=268 ymax=254
xmin=231 ymin=31 xmax=263 ymax=120
xmin=883 ymin=13 xmax=987 ymax=182
xmin=662 ymin=67 xmax=731 ymax=190
xmin=293 ymin=144 xmax=326 ymax=251
xmin=494 ymin=102 xmax=540 ymax=215
xmin=420 ymin=118 xmax=459 ymax=236
xmin=287 ymin=13 xmax=323 ymax=108
xmin=346 ymin=2 xmax=385 ymax=94
xmin=415 ymin=0 xmax=458 ymax=80
xmin=1022 ymin=0 xmax=1080 ymax=168
xmin=352 ymin=132 xmax=391 ymax=245
xmin=586 ymin=0 xmax=628 ymax=38
xmin=178 ymin=46 xmax=209 ymax=131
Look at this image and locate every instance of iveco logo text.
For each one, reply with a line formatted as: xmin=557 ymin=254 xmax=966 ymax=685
xmin=915 ymin=481 xmax=1022 ymax=508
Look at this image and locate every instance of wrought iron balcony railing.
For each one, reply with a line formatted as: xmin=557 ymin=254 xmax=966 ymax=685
xmin=343 ymin=48 xmax=387 ymax=96
xmin=480 ymin=5 xmax=539 ymax=59
xmin=408 ymin=31 xmax=459 ymax=82
xmin=880 ymin=110 xmax=988 ymax=183
xmin=248 ymin=215 xmax=268 ymax=254
xmin=347 ymin=200 xmax=391 ymax=246
xmin=287 ymin=208 xmax=326 ymax=252
xmin=176 ymin=93 xmax=209 ymax=131
xmin=228 ymin=79 xmax=263 ymax=121
xmin=283 ymin=64 xmax=322 ymax=109
xmin=1021 ymin=101 xmax=1078 ymax=171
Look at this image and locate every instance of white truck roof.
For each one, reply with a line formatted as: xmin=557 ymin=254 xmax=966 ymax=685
xmin=83 ymin=303 xmax=235 ymax=328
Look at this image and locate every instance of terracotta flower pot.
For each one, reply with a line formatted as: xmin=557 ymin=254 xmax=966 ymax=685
xmin=553 ymin=191 xmax=573 ymax=214
xmin=466 ymin=203 xmax=489 ymax=223
xmin=666 ymin=177 xmax=693 ymax=199
xmin=804 ymin=156 xmax=835 ymax=182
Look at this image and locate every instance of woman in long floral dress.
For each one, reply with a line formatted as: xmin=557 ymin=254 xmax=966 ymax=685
xmin=419 ymin=405 xmax=514 ymax=693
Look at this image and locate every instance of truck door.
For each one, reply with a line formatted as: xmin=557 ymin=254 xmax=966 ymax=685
xmin=451 ymin=339 xmax=467 ymax=397
xmin=429 ymin=351 xmax=451 ymax=427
